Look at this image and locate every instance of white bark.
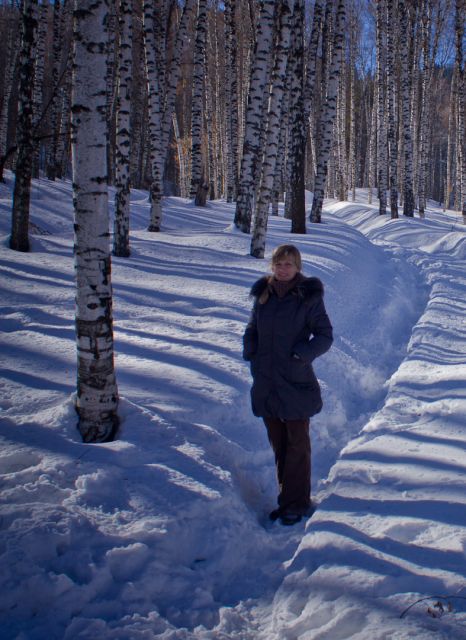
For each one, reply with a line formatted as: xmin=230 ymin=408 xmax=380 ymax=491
xmin=386 ymin=0 xmax=398 ymax=218
xmin=142 ymin=0 xmax=195 ymax=228
xmin=444 ymin=68 xmax=456 ymax=211
xmin=10 ymin=0 xmax=38 ymax=253
xmin=113 ymin=0 xmax=132 ymax=257
xmin=190 ymin=0 xmax=208 ymax=199
xmin=287 ymin=0 xmax=306 ymax=233
xmin=336 ymin=57 xmax=347 ymax=201
xmin=32 ymin=1 xmax=47 ymax=176
xmin=225 ymin=0 xmax=239 ymax=202
xmin=250 ymin=0 xmax=293 ymax=258
xmin=455 ymin=0 xmax=465 ymax=221
xmin=418 ymin=0 xmax=445 ymax=217
xmin=143 ymin=0 xmax=164 ymax=231
xmin=399 ymin=0 xmax=415 ymax=217
xmin=310 ymin=0 xmax=346 ymax=223
xmin=368 ymin=87 xmax=377 ymax=204
xmin=376 ymin=0 xmax=387 ymax=215
xmin=348 ymin=8 xmax=357 ymax=202
xmin=72 ymin=0 xmax=119 ymax=443
xmin=234 ymin=0 xmax=276 ymax=233
xmin=0 ymin=15 xmax=20 ymax=179
xmin=172 ymin=112 xmax=188 ymax=197
xmin=46 ymin=0 xmax=63 ymax=180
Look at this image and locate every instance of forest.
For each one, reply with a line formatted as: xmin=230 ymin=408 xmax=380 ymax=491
xmin=1 ymin=0 xmax=465 ymax=441
xmin=2 ymin=0 xmax=465 ymax=230
xmin=1 ymin=4 xmax=466 ymax=637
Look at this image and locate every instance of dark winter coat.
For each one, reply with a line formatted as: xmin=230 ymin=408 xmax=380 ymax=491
xmin=243 ymin=274 xmax=333 ymax=420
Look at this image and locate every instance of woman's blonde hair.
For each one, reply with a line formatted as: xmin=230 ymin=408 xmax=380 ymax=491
xmin=271 ymin=244 xmax=302 ymax=271
xmin=258 ymin=245 xmax=302 ymax=304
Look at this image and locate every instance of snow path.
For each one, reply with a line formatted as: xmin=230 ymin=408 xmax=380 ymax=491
xmin=266 ymin=202 xmax=466 ymax=640
xmin=1 ymin=174 xmax=465 ymax=639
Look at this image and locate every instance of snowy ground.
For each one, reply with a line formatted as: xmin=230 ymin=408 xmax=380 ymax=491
xmin=1 ymin=172 xmax=465 ymax=639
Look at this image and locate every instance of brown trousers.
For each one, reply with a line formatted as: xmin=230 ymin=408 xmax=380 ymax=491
xmin=263 ymin=417 xmax=311 ymax=514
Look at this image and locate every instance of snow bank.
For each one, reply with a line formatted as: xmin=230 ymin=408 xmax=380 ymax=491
xmin=1 ymin=173 xmax=465 ymax=639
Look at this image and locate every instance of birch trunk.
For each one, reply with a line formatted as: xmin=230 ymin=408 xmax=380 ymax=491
xmin=0 ymin=16 xmax=20 ymax=182
xmin=286 ymin=0 xmax=306 ymax=233
xmin=310 ymin=0 xmax=346 ymax=224
xmin=336 ymin=59 xmax=347 ymax=201
xmin=272 ymin=109 xmax=287 ymax=217
xmin=399 ymin=0 xmax=415 ymax=217
xmin=225 ymin=0 xmax=239 ymax=202
xmin=72 ymin=0 xmax=119 ymax=443
xmin=46 ymin=0 xmax=63 ymax=181
xmin=190 ymin=0 xmax=208 ymax=199
xmin=250 ymin=0 xmax=292 ymax=258
xmin=368 ymin=86 xmax=376 ymax=204
xmin=113 ymin=0 xmax=132 ymax=257
xmin=143 ymin=0 xmax=164 ymax=231
xmin=205 ymin=13 xmax=219 ymax=200
xmin=444 ymin=68 xmax=456 ymax=211
xmin=10 ymin=0 xmax=38 ymax=253
xmin=386 ymin=0 xmax=398 ymax=218
xmin=376 ymin=0 xmax=387 ymax=215
xmin=348 ymin=9 xmax=357 ymax=202
xmin=455 ymin=0 xmax=465 ymax=221
xmin=234 ymin=0 xmax=276 ymax=233
xmin=172 ymin=113 xmax=188 ymax=197
xmin=160 ymin=0 xmax=196 ymax=156
xmin=106 ymin=3 xmax=118 ymax=186
xmin=143 ymin=0 xmax=195 ymax=226
xmin=303 ymin=0 xmax=324 ymax=190
xmin=418 ymin=0 xmax=444 ymax=218
xmin=56 ymin=51 xmax=73 ymax=179
xmin=303 ymin=0 xmax=324 ymax=125
xmin=32 ymin=1 xmax=47 ymax=178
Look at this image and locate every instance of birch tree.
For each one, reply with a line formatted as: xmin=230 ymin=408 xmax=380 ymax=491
xmin=190 ymin=0 xmax=207 ymax=199
xmin=310 ymin=0 xmax=346 ymax=224
xmin=113 ymin=0 xmax=132 ymax=257
xmin=376 ymin=0 xmax=388 ymax=215
xmin=143 ymin=0 xmax=195 ymax=229
xmin=348 ymin=6 xmax=357 ymax=202
xmin=10 ymin=0 xmax=38 ymax=253
xmin=444 ymin=67 xmax=456 ymax=211
xmin=335 ymin=54 xmax=347 ymax=201
xmin=399 ymin=0 xmax=415 ymax=217
xmin=286 ymin=0 xmax=306 ymax=234
xmin=32 ymin=1 xmax=47 ymax=177
xmin=46 ymin=0 xmax=63 ymax=181
xmin=143 ymin=0 xmax=164 ymax=231
xmin=417 ymin=1 xmax=445 ymax=218
xmin=72 ymin=0 xmax=119 ymax=443
xmin=367 ymin=87 xmax=377 ymax=204
xmin=455 ymin=0 xmax=465 ymax=221
xmin=0 ymin=10 xmax=20 ymax=182
xmin=106 ymin=2 xmax=118 ymax=185
xmin=303 ymin=0 xmax=325 ymax=195
xmin=234 ymin=0 xmax=276 ymax=233
xmin=224 ymin=0 xmax=239 ymax=202
xmin=250 ymin=0 xmax=293 ymax=257
xmin=386 ymin=0 xmax=398 ymax=218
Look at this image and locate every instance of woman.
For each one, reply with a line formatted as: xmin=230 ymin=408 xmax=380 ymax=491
xmin=243 ymin=244 xmax=333 ymax=526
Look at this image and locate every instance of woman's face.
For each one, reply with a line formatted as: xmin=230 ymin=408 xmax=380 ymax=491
xmin=272 ymin=257 xmax=299 ymax=282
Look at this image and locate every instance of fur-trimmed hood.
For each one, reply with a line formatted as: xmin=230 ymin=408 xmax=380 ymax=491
xmin=249 ymin=274 xmax=324 ymax=301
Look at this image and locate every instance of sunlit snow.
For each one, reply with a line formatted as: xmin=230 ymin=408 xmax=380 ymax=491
xmin=1 ymin=171 xmax=465 ymax=639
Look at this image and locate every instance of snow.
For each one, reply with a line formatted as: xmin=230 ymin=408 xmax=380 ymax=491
xmin=1 ymin=171 xmax=466 ymax=639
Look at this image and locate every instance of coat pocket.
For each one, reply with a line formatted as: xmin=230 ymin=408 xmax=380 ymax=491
xmin=288 ymin=356 xmax=315 ymax=385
